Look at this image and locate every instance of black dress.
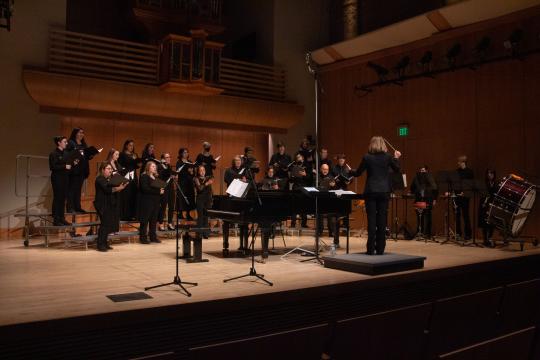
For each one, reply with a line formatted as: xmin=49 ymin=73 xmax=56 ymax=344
xmin=176 ymin=160 xmax=196 ymax=216
xmin=94 ymin=175 xmax=120 ymax=250
xmin=49 ymin=148 xmax=69 ymax=224
xmin=138 ymin=173 xmax=161 ymax=242
xmin=222 ymin=166 xmax=249 ymax=252
xmin=118 ymin=152 xmax=140 ymax=220
xmin=195 ymin=153 xmax=217 ymax=177
xmin=355 ymin=152 xmax=400 ymax=254
xmin=158 ymin=162 xmax=175 ymax=224
xmin=66 ymin=140 xmax=93 ymax=212
xmin=194 ymin=176 xmax=213 ymax=237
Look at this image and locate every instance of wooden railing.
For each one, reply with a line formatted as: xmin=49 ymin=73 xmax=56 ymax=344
xmin=219 ymin=58 xmax=287 ymax=102
xmin=48 ymin=28 xmax=159 ymax=85
xmin=47 ymin=28 xmax=288 ymax=101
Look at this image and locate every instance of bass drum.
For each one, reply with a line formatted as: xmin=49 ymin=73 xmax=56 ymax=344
xmin=486 ymin=174 xmax=536 ymax=237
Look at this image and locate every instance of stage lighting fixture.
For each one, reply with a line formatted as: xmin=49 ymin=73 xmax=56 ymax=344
xmin=393 ymin=56 xmax=410 ymax=78
xmin=504 ymin=29 xmax=523 ymax=56
xmin=445 ymin=43 xmax=462 ymax=68
xmin=367 ymin=61 xmax=389 ymax=82
xmin=417 ymin=51 xmax=433 ymax=73
xmin=474 ymin=36 xmax=491 ymax=59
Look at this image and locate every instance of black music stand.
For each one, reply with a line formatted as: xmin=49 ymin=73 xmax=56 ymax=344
xmin=460 ymin=179 xmax=485 ymax=248
xmin=145 ymin=203 xmax=198 ymax=297
xmin=223 ymin=224 xmax=273 ymax=286
xmin=436 ymin=171 xmax=464 ymax=246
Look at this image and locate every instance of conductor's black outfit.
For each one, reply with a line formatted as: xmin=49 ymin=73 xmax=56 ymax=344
xmin=49 ymin=148 xmax=70 ymax=225
xmin=355 ymin=152 xmax=400 ymax=254
xmin=138 ymin=173 xmax=161 ymax=243
xmin=94 ymin=175 xmax=120 ymax=251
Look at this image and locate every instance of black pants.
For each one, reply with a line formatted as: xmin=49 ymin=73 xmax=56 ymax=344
xmin=158 ymin=185 xmax=175 ymax=224
xmin=96 ymin=211 xmax=109 ymax=249
xmin=196 ymin=200 xmax=210 ymax=237
xmin=222 ymin=222 xmax=249 ymax=251
xmin=120 ymin=180 xmax=138 ymax=220
xmin=365 ymin=192 xmax=390 ymax=254
xmin=456 ymin=197 xmax=472 ymax=238
xmin=67 ymin=174 xmax=85 ymax=212
xmin=51 ymin=173 xmax=68 ymax=222
xmin=317 ymin=215 xmax=336 ymax=236
xmin=140 ymin=203 xmax=159 ymax=242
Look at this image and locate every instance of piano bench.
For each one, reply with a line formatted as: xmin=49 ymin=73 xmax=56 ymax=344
xmin=181 ymin=231 xmax=210 ymax=263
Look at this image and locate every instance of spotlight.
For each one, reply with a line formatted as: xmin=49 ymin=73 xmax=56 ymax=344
xmin=504 ymin=29 xmax=523 ymax=57
xmin=474 ymin=36 xmax=491 ymax=60
xmin=417 ymin=51 xmax=433 ymax=74
xmin=393 ymin=56 xmax=410 ymax=78
xmin=445 ymin=43 xmax=462 ymax=68
xmin=367 ymin=61 xmax=389 ymax=82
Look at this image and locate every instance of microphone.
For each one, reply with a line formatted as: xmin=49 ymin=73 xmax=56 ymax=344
xmin=305 ymin=52 xmax=316 ymax=76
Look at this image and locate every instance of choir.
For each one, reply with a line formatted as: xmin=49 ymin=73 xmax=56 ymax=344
xmin=48 ymin=128 xmax=494 ymax=254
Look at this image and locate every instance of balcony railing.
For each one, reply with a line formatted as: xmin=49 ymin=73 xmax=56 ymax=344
xmin=47 ymin=28 xmax=288 ymax=102
xmin=220 ymin=58 xmax=287 ymax=102
xmin=48 ymin=28 xmax=159 ymax=85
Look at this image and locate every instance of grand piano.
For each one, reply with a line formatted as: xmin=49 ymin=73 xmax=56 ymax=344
xmin=207 ymin=189 xmax=362 ymax=258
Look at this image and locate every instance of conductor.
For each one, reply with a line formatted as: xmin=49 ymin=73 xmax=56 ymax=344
xmin=353 ymin=136 xmax=401 ymax=255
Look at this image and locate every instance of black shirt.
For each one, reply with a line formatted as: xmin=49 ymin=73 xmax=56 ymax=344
xmin=355 ymin=152 xmax=400 ymax=194
xmin=49 ymin=148 xmax=69 ymax=175
xmin=269 ymin=152 xmax=292 ymax=179
xmin=224 ymin=166 xmax=245 ymax=187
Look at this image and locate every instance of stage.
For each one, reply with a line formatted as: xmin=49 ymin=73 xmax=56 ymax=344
xmin=1 ymin=233 xmax=540 ymax=358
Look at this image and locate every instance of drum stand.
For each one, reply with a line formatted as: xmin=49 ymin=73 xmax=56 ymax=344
xmin=414 ymin=206 xmax=438 ymax=244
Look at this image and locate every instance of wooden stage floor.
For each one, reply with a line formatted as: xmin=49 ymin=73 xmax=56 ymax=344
xmin=0 ymin=233 xmax=539 ymax=327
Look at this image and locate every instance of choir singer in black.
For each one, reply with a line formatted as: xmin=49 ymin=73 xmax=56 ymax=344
xmin=317 ymin=164 xmax=336 ymax=239
xmin=49 ymin=136 xmax=74 ymax=226
xmin=353 ymin=136 xmax=401 ymax=255
xmin=269 ymin=142 xmax=292 ymax=180
xmin=94 ymin=163 xmax=127 ymax=252
xmin=223 ymin=155 xmax=249 ymax=254
xmin=138 ymin=161 xmax=164 ymax=244
xmin=194 ymin=165 xmax=213 ymax=239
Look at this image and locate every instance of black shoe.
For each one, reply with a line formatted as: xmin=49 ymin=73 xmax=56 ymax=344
xmin=53 ymin=220 xmax=65 ymax=226
xmin=140 ymin=238 xmax=150 ymax=244
xmin=365 ymin=251 xmax=374 ymax=255
xmin=376 ymin=252 xmax=385 ymax=255
xmin=61 ymin=219 xmax=71 ymax=226
xmin=150 ymin=238 xmax=162 ymax=243
xmin=223 ymin=249 xmax=230 ymax=257
xmin=97 ymin=247 xmax=108 ymax=252
xmin=106 ymin=245 xmax=114 ymax=250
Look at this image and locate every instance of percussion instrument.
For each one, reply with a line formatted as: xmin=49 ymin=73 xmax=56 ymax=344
xmin=413 ymin=201 xmax=428 ymax=210
xmin=486 ymin=174 xmax=536 ymax=237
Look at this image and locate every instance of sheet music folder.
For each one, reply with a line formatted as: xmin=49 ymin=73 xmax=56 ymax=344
xmin=226 ymin=179 xmax=250 ymax=198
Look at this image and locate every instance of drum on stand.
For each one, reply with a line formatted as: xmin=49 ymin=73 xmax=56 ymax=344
xmin=485 ymin=174 xmax=536 ymax=237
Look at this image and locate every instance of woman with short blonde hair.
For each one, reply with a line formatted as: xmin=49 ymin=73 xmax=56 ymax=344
xmin=368 ymin=136 xmax=388 ymax=154
xmin=353 ymin=136 xmax=401 ymax=255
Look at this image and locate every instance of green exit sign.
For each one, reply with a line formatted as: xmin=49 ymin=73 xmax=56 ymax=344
xmin=398 ymin=124 xmax=409 ymax=137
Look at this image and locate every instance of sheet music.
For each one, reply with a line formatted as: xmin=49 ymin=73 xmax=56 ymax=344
xmin=124 ymin=170 xmax=135 ymax=180
xmin=330 ymin=189 xmax=356 ymax=197
xmin=226 ymin=179 xmax=249 ymax=198
xmin=402 ymin=174 xmax=407 ymax=188
xmin=303 ymin=187 xmax=319 ymax=192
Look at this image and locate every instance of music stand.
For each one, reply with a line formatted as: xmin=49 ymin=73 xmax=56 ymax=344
xmin=436 ymin=170 xmax=462 ymax=245
xmin=460 ymin=179 xmax=485 ymax=248
xmin=145 ymin=181 xmax=198 ymax=297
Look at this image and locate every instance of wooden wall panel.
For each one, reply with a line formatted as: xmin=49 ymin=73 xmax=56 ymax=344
xmin=320 ymin=45 xmax=540 ymax=239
